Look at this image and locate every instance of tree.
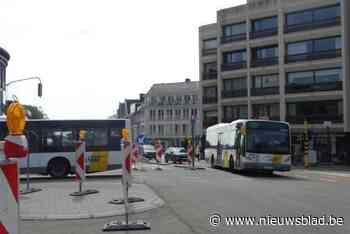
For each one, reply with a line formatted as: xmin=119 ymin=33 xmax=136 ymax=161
xmin=23 ymin=105 xmax=48 ymax=119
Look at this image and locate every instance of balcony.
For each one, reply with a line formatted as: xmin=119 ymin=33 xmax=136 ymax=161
xmin=221 ymin=61 xmax=247 ymax=71
xmin=203 ymin=72 xmax=218 ymax=80
xmin=251 ymin=57 xmax=278 ymax=67
xmin=285 ymin=49 xmax=341 ymax=63
xmin=202 ymin=48 xmax=217 ymax=56
xmin=221 ymin=33 xmax=246 ymax=44
xmin=286 ymin=81 xmax=342 ymax=94
xmin=252 ymin=115 xmax=280 ymax=121
xmin=222 ymin=89 xmax=247 ymax=99
xmin=284 ymin=17 xmax=341 ymax=34
xmin=250 ymin=28 xmax=278 ymax=39
xmin=286 ymin=114 xmax=343 ymax=124
xmin=251 ymin=87 xmax=279 ymax=96
xmin=203 ymin=96 xmax=217 ymax=104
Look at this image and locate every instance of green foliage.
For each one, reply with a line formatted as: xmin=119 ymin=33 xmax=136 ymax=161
xmin=23 ymin=105 xmax=48 ymax=119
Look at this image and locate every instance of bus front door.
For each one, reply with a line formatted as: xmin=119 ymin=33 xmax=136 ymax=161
xmin=217 ymin=133 xmax=223 ymax=166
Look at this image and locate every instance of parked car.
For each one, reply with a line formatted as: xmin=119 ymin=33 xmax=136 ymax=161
xmin=165 ymin=147 xmax=188 ymax=163
xmin=142 ymin=144 xmax=156 ymax=159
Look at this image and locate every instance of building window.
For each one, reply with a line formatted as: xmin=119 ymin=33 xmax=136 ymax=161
xmin=175 ymin=109 xmax=181 ymax=119
xmin=168 ymin=96 xmax=175 ymax=105
xmin=158 ymin=110 xmax=164 ymax=121
xmin=251 ymin=16 xmax=278 ymax=39
xmin=203 ymin=62 xmax=217 ymax=80
xmin=221 ymin=22 xmax=246 ymax=43
xmin=223 ymin=105 xmax=248 ymax=122
xmin=183 ymin=108 xmax=190 ymax=120
xmin=287 ymin=100 xmax=343 ymax=124
xmin=223 ymin=50 xmax=246 ymax=64
xmin=285 ymin=4 xmax=340 ymax=33
xmin=182 ymin=124 xmax=187 ymax=136
xmin=222 ymin=78 xmax=247 ymax=98
xmin=175 ymin=124 xmax=179 ymax=135
xmin=252 ymin=74 xmax=279 ymax=96
xmin=286 ymin=36 xmax=341 ymax=63
xmin=252 ymin=103 xmax=279 ymax=121
xmin=192 ymin=95 xmax=198 ymax=104
xmin=286 ymin=68 xmax=342 ymax=93
xmin=184 ymin=95 xmax=191 ymax=105
xmin=202 ymin=38 xmax=217 ymax=55
xmin=251 ymin=45 xmax=278 ymax=67
xmin=203 ymin=86 xmax=217 ymax=104
xmin=203 ymin=111 xmax=218 ymax=129
xmin=222 ymin=50 xmax=247 ymax=71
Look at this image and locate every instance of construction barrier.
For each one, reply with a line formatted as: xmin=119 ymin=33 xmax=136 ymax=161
xmin=4 ymin=135 xmax=28 ymax=159
xmin=131 ymin=144 xmax=139 ymax=169
xmin=70 ymin=140 xmax=98 ymax=196
xmin=75 ymin=141 xmax=86 ymax=181
xmin=0 ymin=159 xmax=19 ymax=234
xmin=155 ymin=144 xmax=163 ymax=162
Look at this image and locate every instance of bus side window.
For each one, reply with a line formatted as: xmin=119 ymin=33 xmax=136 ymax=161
xmin=42 ymin=129 xmax=62 ymax=152
xmin=27 ymin=130 xmax=40 ymax=153
xmin=110 ymin=128 xmax=121 ymax=150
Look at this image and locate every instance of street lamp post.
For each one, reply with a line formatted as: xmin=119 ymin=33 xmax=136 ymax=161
xmin=4 ymin=76 xmax=43 ymax=195
xmin=191 ymin=114 xmax=195 ymax=169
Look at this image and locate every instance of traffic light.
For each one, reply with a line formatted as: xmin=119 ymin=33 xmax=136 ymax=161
xmin=38 ymin=83 xmax=43 ymax=97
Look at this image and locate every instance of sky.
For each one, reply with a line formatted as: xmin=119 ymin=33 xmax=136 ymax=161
xmin=1 ymin=0 xmax=246 ymax=119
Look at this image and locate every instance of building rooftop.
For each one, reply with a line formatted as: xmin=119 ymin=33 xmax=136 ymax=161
xmin=147 ymin=80 xmax=200 ymax=96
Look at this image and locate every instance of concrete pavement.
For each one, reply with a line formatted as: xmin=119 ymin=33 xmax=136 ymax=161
xmin=20 ymin=178 xmax=164 ymax=220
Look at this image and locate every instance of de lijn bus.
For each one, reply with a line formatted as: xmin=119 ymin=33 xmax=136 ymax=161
xmin=0 ymin=119 xmax=129 ymax=178
xmin=205 ymin=119 xmax=291 ymax=172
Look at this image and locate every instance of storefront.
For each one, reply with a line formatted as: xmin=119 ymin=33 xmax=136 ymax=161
xmin=291 ymin=129 xmax=350 ymax=166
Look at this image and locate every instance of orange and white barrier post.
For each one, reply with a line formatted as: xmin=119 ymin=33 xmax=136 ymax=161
xmin=154 ymin=142 xmax=163 ymax=170
xmin=70 ymin=139 xmax=98 ymax=196
xmin=131 ymin=144 xmax=139 ymax=170
xmin=0 ymin=159 xmax=20 ymax=234
xmin=75 ymin=141 xmax=86 ymax=188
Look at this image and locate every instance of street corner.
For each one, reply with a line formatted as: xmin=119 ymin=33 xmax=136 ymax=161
xmin=19 ymin=180 xmax=164 ymax=221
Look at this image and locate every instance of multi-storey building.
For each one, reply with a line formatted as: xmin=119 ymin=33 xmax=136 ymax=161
xmin=199 ymin=0 xmax=350 ymax=164
xmin=130 ymin=79 xmax=201 ymax=147
xmin=0 ymin=47 xmax=10 ymax=116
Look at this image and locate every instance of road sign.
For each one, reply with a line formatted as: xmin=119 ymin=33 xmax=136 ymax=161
xmin=137 ymin=135 xmax=145 ymax=145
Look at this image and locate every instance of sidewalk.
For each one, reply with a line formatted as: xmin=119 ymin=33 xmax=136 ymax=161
xmin=19 ymin=169 xmax=123 ymax=181
xmin=20 ymin=178 xmax=164 ymax=220
xmin=292 ymin=165 xmax=350 ymax=177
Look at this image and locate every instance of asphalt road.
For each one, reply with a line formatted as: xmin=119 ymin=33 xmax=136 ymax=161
xmin=21 ymin=163 xmax=350 ymax=234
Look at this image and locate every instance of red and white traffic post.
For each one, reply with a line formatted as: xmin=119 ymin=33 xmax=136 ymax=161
xmin=154 ymin=141 xmax=163 ymax=170
xmin=103 ymin=128 xmax=150 ymax=231
xmin=75 ymin=140 xmax=86 ymax=191
xmin=187 ymin=144 xmax=193 ymax=166
xmin=0 ymin=158 xmax=20 ymax=234
xmin=131 ymin=143 xmax=139 ymax=170
xmin=70 ymin=138 xmax=98 ymax=196
xmin=1 ymin=100 xmax=30 ymax=234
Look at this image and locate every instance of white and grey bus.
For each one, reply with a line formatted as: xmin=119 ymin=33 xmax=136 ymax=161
xmin=0 ymin=119 xmax=129 ymax=177
xmin=205 ymin=119 xmax=291 ymax=172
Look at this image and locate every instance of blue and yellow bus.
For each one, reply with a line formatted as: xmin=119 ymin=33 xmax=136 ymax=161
xmin=205 ymin=119 xmax=291 ymax=172
xmin=0 ymin=119 xmax=130 ymax=177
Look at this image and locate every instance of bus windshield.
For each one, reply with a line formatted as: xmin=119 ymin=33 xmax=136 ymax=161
xmin=246 ymin=121 xmax=290 ymax=154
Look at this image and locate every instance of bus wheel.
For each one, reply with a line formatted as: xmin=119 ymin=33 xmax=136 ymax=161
xmin=229 ymin=156 xmax=234 ymax=172
xmin=210 ymin=155 xmax=215 ymax=168
xmin=47 ymin=158 xmax=71 ymax=178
